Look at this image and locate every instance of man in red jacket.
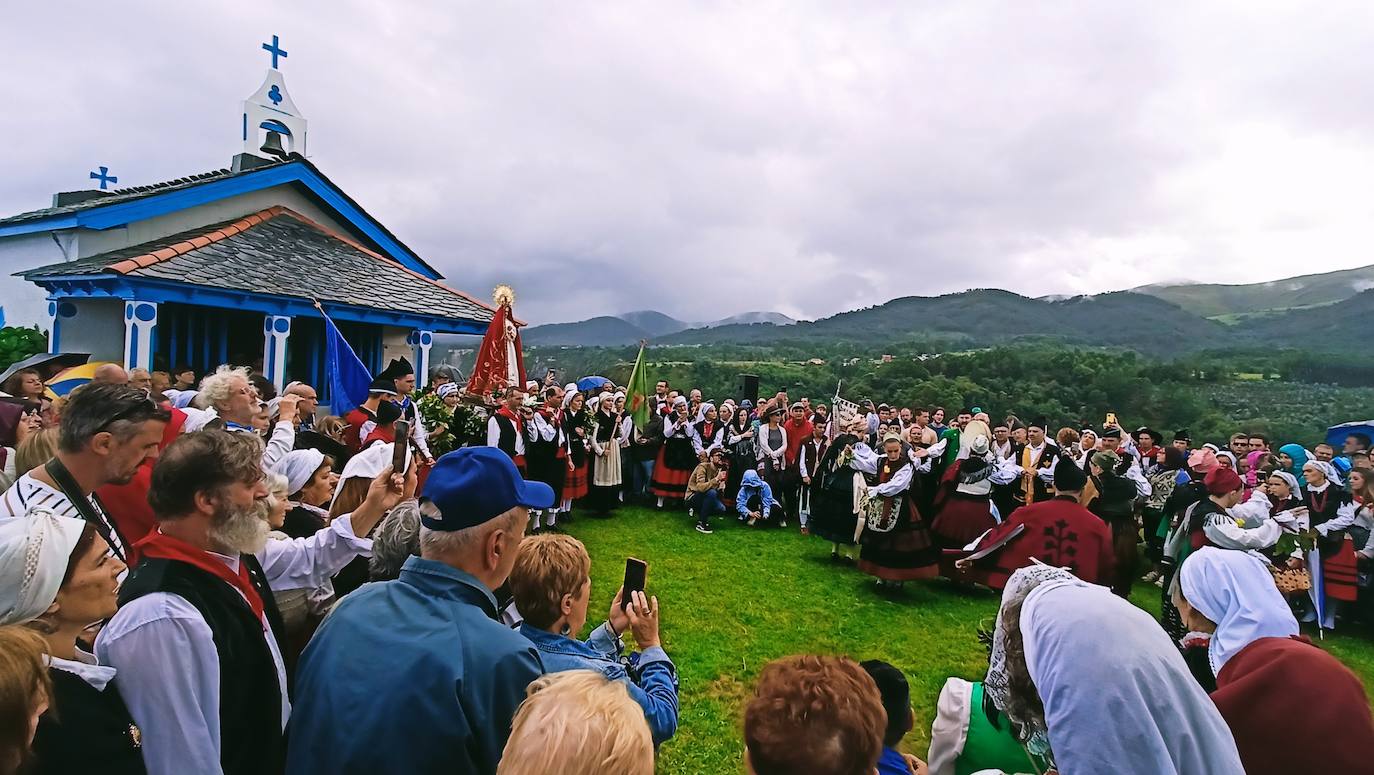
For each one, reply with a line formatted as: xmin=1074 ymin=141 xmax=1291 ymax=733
xmin=952 ymin=455 xmax=1115 ymax=590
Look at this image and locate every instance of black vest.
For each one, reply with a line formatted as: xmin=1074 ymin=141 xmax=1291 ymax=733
xmin=119 ymin=555 xmax=286 ymax=775
xmin=492 ymin=413 xmax=520 ymax=459
xmin=32 ymin=668 xmax=147 ymax=775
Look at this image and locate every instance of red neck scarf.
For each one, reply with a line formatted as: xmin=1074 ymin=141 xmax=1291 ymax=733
xmin=135 ymin=531 xmax=265 ymax=622
xmin=497 ymin=406 xmax=522 ymax=423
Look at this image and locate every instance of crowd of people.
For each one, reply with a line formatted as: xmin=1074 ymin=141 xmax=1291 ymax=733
xmin=0 ymin=359 xmax=1373 ymax=774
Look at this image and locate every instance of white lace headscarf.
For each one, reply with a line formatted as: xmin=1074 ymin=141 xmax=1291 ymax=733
xmin=0 ymin=510 xmax=87 ymax=625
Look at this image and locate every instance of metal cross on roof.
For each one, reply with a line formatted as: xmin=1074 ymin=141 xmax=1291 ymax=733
xmin=262 ymin=34 xmax=288 ymax=69
xmin=89 ymin=166 xmax=118 ymax=190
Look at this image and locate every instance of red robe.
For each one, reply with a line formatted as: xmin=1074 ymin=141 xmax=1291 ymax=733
xmin=465 ymin=302 xmax=526 ymax=400
xmin=957 ymin=495 xmax=1115 ymax=590
xmin=1212 ymin=636 xmax=1374 ymax=775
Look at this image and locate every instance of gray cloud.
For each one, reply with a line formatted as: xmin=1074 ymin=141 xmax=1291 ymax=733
xmin=5 ymin=2 xmax=1374 ymax=324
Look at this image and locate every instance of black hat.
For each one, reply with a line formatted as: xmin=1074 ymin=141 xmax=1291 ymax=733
xmin=1100 ymin=426 xmax=1122 ymax=439
xmin=368 ymin=375 xmax=398 ymax=396
xmin=1173 ymin=428 xmax=1191 ymax=442
xmin=378 ymin=357 xmax=414 ymax=382
xmin=374 ymin=400 xmax=402 ymax=425
xmin=1054 ymin=455 xmax=1088 ymax=491
xmin=1030 ymin=416 xmax=1049 ymax=432
xmin=1136 ymin=426 xmax=1163 ymax=445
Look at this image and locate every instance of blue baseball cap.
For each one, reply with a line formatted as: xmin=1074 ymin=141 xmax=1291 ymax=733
xmin=419 ymin=447 xmax=555 ymax=531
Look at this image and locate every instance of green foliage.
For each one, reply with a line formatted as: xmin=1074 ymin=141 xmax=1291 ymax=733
xmin=416 ymin=392 xmax=485 ymax=455
xmin=0 ymin=326 xmax=46 ymax=373
xmin=567 ymin=506 xmax=1374 ymax=774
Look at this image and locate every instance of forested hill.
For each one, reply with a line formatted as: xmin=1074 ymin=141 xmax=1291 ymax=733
xmin=660 ymin=289 xmax=1230 ymax=355
xmin=1136 ymin=264 xmax=1374 ymax=319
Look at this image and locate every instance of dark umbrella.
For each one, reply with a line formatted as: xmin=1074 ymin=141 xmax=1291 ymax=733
xmin=0 ymin=352 xmax=90 ymax=386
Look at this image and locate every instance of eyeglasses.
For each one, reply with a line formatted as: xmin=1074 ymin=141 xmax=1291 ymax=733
xmin=97 ymin=390 xmax=160 ymax=432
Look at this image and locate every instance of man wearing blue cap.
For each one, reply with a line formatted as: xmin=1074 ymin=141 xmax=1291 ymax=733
xmin=286 ymin=447 xmax=555 ymax=775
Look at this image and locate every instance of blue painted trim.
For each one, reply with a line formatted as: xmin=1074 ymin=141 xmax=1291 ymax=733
xmin=128 ymin=325 xmax=138 ymax=368
xmin=32 ymin=276 xmax=488 ymax=335
xmin=242 ymin=113 xmax=248 ymax=142
xmin=260 ymin=119 xmax=292 ymax=135
xmin=50 ymin=314 xmax=60 ymax=353
xmin=2 ymin=161 xmax=442 ymax=279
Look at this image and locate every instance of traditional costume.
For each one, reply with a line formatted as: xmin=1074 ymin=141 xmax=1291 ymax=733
xmin=990 ymin=570 xmax=1246 ymax=775
xmin=650 ymin=398 xmax=696 ymax=504
xmin=1012 ymin=418 xmax=1058 ymax=508
xmin=954 ymin=457 xmax=1115 ymax=591
xmin=850 ymin=438 xmax=939 ymax=583
xmin=1301 ymin=460 xmax=1358 ymax=629
xmin=932 ymin=421 xmax=1019 ymax=548
xmin=797 ymin=432 xmax=829 ymax=529
xmin=381 ymin=357 xmax=433 ymax=460
xmin=1178 ymin=547 xmax=1374 ymax=774
xmin=808 ymin=432 xmax=866 ymax=560
xmin=561 ymin=397 xmax=591 ymax=506
xmin=486 ymin=403 xmax=531 ymax=470
xmin=588 ymin=398 xmax=623 ymax=514
xmin=527 ymin=400 xmax=568 ymax=529
xmin=724 ymin=412 xmax=756 ymax=500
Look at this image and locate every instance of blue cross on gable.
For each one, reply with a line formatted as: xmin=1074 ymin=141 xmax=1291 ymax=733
xmin=262 ymin=34 xmax=288 ymax=69
xmin=89 ymin=166 xmax=117 ymax=190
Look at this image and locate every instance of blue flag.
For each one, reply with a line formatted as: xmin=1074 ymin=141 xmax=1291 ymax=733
xmin=322 ymin=310 xmax=372 ymax=415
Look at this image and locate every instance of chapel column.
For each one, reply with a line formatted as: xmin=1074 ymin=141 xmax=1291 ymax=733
xmin=123 ymin=301 xmax=158 ymax=372
xmin=409 ymin=329 xmax=433 ymax=390
xmin=263 ymin=314 xmax=292 ymax=392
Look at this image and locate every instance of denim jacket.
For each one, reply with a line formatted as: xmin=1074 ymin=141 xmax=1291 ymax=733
xmin=519 ymin=621 xmax=680 ymax=744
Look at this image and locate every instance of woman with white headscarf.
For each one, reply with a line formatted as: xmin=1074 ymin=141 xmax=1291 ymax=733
xmin=650 ymin=396 xmax=696 ymax=508
xmin=931 ymin=419 xmax=1021 ymax=547
xmin=1301 ymin=459 xmax=1358 ymax=629
xmin=983 ymin=564 xmax=1244 ymax=775
xmin=1176 ymin=547 xmax=1374 ymax=774
xmin=587 ymin=392 xmax=623 ymax=515
xmin=271 ymin=449 xmax=339 ymax=539
xmin=1 ymin=511 xmax=149 ymax=773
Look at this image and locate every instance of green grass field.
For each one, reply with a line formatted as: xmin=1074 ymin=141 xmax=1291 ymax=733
xmin=557 ymin=504 xmax=1374 ymax=774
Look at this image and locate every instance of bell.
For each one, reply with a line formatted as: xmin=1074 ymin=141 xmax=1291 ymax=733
xmin=260 ymin=130 xmax=287 ymax=158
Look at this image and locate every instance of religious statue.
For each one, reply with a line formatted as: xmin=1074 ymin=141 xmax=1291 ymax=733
xmin=465 ymin=284 xmax=527 ymax=403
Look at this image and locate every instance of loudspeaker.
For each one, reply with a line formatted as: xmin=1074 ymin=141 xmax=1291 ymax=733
xmin=738 ymin=373 xmax=759 ymax=404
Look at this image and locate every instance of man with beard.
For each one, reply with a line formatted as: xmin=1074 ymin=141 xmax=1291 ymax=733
xmin=0 ymin=383 xmax=169 ymax=562
xmin=98 ymin=430 xmax=404 ymax=775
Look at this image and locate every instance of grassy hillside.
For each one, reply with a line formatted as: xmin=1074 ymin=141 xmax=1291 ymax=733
xmin=1138 ymin=264 xmax=1374 ymax=318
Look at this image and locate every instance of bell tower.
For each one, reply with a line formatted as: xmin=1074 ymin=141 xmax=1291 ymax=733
xmin=241 ymin=35 xmax=307 ymax=159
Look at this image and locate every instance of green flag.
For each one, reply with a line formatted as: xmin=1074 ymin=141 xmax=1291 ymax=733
xmin=626 ymin=342 xmax=651 ymax=426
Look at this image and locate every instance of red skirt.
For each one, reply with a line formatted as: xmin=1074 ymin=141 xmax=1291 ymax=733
xmin=931 ymin=492 xmax=997 ymax=547
xmin=563 ymin=461 xmax=589 ymax=501
xmin=1324 ymin=537 xmax=1359 ymax=603
xmin=650 ymin=445 xmax=692 ymax=500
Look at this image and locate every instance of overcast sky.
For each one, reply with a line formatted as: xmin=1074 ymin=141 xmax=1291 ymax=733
xmin=5 ymin=2 xmax=1374 ymax=325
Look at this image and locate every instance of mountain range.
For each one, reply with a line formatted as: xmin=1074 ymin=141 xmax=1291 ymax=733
xmin=521 ymin=263 xmax=1374 ymax=354
xmin=523 ymin=310 xmax=794 ymax=346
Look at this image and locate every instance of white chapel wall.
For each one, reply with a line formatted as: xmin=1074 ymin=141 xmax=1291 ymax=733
xmin=0 ymin=232 xmax=69 ymax=327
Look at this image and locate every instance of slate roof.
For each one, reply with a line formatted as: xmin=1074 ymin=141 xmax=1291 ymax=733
xmin=21 ymin=206 xmax=494 ymax=324
xmin=0 ymin=154 xmax=441 ymax=278
xmin=0 ymin=167 xmax=261 ymax=228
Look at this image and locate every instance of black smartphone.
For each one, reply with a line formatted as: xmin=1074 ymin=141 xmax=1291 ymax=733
xmin=621 ymin=557 xmax=647 ymax=610
xmin=392 ymin=420 xmax=411 ymax=474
